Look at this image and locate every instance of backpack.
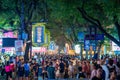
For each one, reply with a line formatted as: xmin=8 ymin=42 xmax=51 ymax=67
xmin=24 ymin=63 xmax=30 ymax=71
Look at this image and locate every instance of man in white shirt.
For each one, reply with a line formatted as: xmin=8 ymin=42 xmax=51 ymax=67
xmin=100 ymin=60 xmax=109 ymax=80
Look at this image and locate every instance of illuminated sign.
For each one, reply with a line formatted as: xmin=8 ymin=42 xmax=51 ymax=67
xmin=84 ymin=40 xmax=90 ymax=50
xmin=35 ymin=27 xmax=44 ymax=43
xmin=15 ymin=40 xmax=23 ymax=52
xmin=3 ymin=32 xmax=17 ymax=38
xmin=32 ymin=47 xmax=47 ymax=53
xmin=32 ymin=23 xmax=46 ymax=46
xmin=75 ymin=44 xmax=80 ymax=54
xmin=0 ymin=47 xmax=15 ymax=55
xmin=0 ymin=39 xmax=2 ymax=47
xmin=78 ymin=32 xmax=84 ymax=42
xmin=112 ymin=41 xmax=120 ymax=51
xmin=49 ymin=41 xmax=55 ymax=50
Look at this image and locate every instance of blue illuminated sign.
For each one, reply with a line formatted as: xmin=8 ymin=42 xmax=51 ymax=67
xmin=96 ymin=34 xmax=104 ymax=40
xmin=34 ymin=26 xmax=44 ymax=43
xmin=49 ymin=41 xmax=55 ymax=50
xmin=84 ymin=40 xmax=90 ymax=50
xmin=78 ymin=32 xmax=84 ymax=42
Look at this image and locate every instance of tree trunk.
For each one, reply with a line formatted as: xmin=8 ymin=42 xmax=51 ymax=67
xmin=24 ymin=23 xmax=32 ymax=60
xmin=24 ymin=43 xmax=30 ymax=60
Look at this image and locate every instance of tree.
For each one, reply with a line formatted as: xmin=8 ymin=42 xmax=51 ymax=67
xmin=77 ymin=0 xmax=120 ymax=47
xmin=0 ymin=0 xmax=19 ymax=32
xmin=46 ymin=0 xmax=120 ymax=47
xmin=0 ymin=0 xmax=47 ymax=59
xmin=1 ymin=0 xmax=120 ymax=58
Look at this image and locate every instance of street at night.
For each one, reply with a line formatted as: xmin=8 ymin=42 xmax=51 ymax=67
xmin=0 ymin=0 xmax=120 ymax=80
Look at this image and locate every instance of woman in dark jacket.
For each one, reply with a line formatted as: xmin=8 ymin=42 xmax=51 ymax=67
xmin=18 ymin=60 xmax=24 ymax=80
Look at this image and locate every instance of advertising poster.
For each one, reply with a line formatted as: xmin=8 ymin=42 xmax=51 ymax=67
xmin=15 ymin=40 xmax=23 ymax=52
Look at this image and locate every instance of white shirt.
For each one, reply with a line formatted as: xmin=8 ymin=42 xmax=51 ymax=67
xmin=101 ymin=65 xmax=109 ymax=80
xmin=69 ymin=65 xmax=74 ymax=72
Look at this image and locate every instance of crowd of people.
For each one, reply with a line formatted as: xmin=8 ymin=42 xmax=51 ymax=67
xmin=0 ymin=54 xmax=120 ymax=80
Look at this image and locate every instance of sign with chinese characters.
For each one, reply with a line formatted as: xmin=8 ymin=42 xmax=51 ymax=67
xmin=84 ymin=40 xmax=90 ymax=50
xmin=90 ymin=40 xmax=97 ymax=51
xmin=3 ymin=32 xmax=17 ymax=38
xmin=0 ymin=47 xmax=15 ymax=55
xmin=85 ymin=34 xmax=104 ymax=40
xmin=74 ymin=44 xmax=81 ymax=54
xmin=35 ymin=27 xmax=44 ymax=43
xmin=112 ymin=41 xmax=120 ymax=51
xmin=32 ymin=23 xmax=45 ymax=45
xmin=32 ymin=47 xmax=47 ymax=53
xmin=15 ymin=40 xmax=23 ymax=52
xmin=96 ymin=34 xmax=104 ymax=40
xmin=78 ymin=32 xmax=84 ymax=42
xmin=49 ymin=41 xmax=56 ymax=50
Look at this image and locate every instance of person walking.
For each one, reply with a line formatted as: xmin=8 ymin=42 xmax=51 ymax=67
xmin=18 ymin=60 xmax=24 ymax=80
xmin=59 ymin=60 xmax=65 ymax=78
xmin=92 ymin=67 xmax=103 ymax=80
xmin=47 ymin=62 xmax=55 ymax=79
xmin=9 ymin=61 xmax=15 ymax=79
xmin=76 ymin=66 xmax=86 ymax=79
xmin=100 ymin=60 xmax=109 ymax=80
xmin=90 ymin=63 xmax=97 ymax=79
xmin=5 ymin=61 xmax=12 ymax=80
xmin=24 ymin=60 xmax=30 ymax=80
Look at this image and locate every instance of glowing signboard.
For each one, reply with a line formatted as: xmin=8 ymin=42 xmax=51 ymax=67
xmin=112 ymin=41 xmax=120 ymax=51
xmin=75 ymin=44 xmax=80 ymax=54
xmin=3 ymin=32 xmax=17 ymax=38
xmin=0 ymin=39 xmax=2 ymax=47
xmin=32 ymin=47 xmax=47 ymax=53
xmin=32 ymin=23 xmax=45 ymax=44
xmin=15 ymin=40 xmax=23 ymax=52
xmin=35 ymin=27 xmax=44 ymax=43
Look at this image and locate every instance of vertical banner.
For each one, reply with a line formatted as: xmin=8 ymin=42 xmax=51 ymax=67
xmin=35 ymin=27 xmax=44 ymax=43
xmin=44 ymin=30 xmax=50 ymax=46
xmin=90 ymin=40 xmax=97 ymax=51
xmin=32 ymin=23 xmax=45 ymax=46
xmin=78 ymin=32 xmax=84 ymax=42
xmin=49 ymin=41 xmax=55 ymax=50
xmin=84 ymin=40 xmax=90 ymax=50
